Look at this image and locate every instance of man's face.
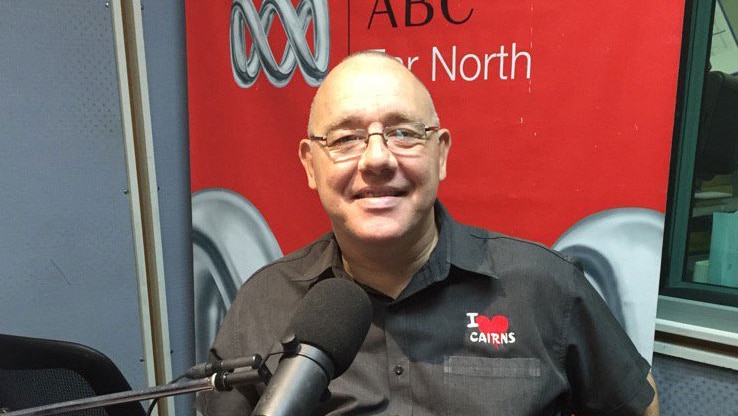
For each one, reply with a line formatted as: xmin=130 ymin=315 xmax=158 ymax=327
xmin=299 ymin=56 xmax=451 ymax=246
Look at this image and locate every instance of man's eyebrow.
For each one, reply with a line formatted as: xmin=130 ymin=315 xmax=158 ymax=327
xmin=322 ymin=116 xmax=364 ymax=132
xmin=382 ymin=112 xmax=418 ymax=125
xmin=323 ymin=112 xmax=418 ymax=132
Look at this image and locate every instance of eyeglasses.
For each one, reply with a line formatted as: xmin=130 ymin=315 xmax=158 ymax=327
xmin=309 ymin=122 xmax=440 ymax=162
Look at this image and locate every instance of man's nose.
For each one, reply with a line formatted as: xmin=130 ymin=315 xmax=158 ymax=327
xmin=358 ymin=133 xmax=396 ymax=172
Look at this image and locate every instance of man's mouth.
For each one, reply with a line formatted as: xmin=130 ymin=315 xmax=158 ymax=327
xmin=353 ymin=188 xmax=406 ymax=199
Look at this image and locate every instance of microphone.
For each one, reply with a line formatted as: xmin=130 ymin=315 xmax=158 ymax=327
xmin=251 ymin=278 xmax=372 ymax=416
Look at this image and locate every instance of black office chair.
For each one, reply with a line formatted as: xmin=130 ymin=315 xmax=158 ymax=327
xmin=0 ymin=333 xmax=146 ymax=416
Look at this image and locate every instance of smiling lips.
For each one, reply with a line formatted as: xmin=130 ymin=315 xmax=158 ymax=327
xmin=353 ymin=187 xmax=406 ymax=199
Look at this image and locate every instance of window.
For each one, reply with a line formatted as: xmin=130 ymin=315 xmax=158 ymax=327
xmin=658 ymin=0 xmax=738 ymax=369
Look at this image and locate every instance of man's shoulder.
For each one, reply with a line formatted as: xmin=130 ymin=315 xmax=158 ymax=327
xmin=450 ymin=219 xmax=580 ymax=274
xmin=219 ymin=233 xmax=337 ymax=347
xmin=244 ymin=232 xmax=336 ymax=288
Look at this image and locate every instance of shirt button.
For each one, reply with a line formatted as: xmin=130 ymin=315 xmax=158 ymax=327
xmin=393 ymin=365 xmax=404 ymax=375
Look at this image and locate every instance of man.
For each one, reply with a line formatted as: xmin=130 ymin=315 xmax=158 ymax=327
xmin=198 ymin=51 xmax=659 ymax=415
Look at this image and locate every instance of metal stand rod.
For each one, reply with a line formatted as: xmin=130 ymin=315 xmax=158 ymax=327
xmin=3 ymin=377 xmax=212 ymax=416
xmin=3 ymin=368 xmax=264 ymax=416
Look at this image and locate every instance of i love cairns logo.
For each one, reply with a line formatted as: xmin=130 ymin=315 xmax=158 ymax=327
xmin=466 ymin=313 xmax=516 ymax=348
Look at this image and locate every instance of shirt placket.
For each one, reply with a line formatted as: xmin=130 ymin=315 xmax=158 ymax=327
xmin=384 ymin=305 xmax=413 ymax=416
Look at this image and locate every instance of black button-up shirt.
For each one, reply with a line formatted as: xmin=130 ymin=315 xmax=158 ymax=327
xmin=198 ymin=202 xmax=654 ymax=415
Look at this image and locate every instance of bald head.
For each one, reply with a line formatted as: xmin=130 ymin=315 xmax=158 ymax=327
xmin=307 ymin=51 xmax=439 ymax=136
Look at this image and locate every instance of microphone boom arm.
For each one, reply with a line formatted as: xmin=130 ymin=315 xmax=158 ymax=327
xmin=2 ymin=366 xmax=265 ymax=416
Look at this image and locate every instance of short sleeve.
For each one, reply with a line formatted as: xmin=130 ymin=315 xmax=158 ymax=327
xmin=563 ymin=267 xmax=655 ymax=415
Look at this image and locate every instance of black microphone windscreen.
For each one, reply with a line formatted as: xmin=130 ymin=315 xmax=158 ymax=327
xmin=289 ymin=278 xmax=372 ymax=377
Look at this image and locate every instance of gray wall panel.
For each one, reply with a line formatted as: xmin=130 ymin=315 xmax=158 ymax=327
xmin=0 ymin=0 xmax=147 ymax=389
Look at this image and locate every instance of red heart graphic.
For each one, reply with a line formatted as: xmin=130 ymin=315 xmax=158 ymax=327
xmin=475 ymin=315 xmax=509 ymax=334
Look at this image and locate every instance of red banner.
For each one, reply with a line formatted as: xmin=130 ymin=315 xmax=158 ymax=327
xmin=186 ymin=0 xmax=684 ymax=254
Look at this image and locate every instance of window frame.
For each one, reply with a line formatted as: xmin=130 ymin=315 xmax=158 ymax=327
xmin=657 ymin=0 xmax=738 ymax=368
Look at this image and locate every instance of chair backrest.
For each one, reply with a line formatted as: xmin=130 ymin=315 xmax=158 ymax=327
xmin=0 ymin=333 xmax=146 ymax=416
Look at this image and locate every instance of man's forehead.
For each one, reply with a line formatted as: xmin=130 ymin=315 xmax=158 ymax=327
xmin=320 ymin=100 xmax=421 ymax=129
xmin=329 ymin=92 xmax=416 ymax=113
xmin=314 ymin=90 xmax=430 ymax=129
xmin=327 ymin=71 xmax=407 ymax=97
xmin=309 ymin=54 xmax=435 ymax=129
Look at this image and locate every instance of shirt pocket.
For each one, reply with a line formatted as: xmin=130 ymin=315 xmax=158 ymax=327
xmin=442 ymin=356 xmax=541 ymax=415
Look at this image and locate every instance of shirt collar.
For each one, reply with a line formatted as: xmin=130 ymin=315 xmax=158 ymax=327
xmin=435 ymin=201 xmax=501 ymax=280
xmin=292 ymin=200 xmax=501 ymax=286
xmin=293 ymin=232 xmax=340 ymax=282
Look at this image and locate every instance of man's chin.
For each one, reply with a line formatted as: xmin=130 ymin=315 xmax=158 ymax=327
xmin=340 ymin=220 xmax=407 ymax=244
xmin=355 ymin=227 xmax=405 ymax=243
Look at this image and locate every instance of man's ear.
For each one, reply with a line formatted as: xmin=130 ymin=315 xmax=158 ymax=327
xmin=299 ymin=139 xmax=317 ymax=190
xmin=437 ymin=129 xmax=451 ymax=181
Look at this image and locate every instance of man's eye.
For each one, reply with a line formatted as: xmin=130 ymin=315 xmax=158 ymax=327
xmin=330 ymin=134 xmax=365 ymax=146
xmin=387 ymin=128 xmax=421 ymax=140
